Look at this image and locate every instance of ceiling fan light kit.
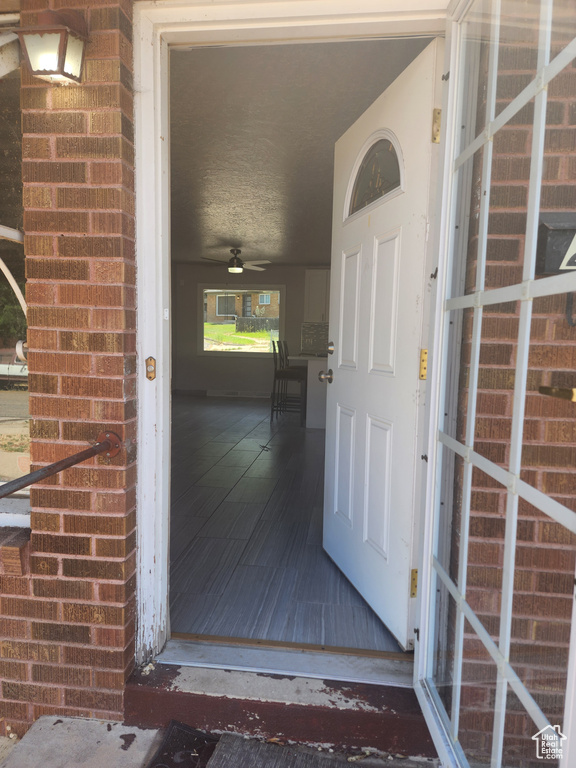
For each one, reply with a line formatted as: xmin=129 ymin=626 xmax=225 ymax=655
xmin=201 ymin=248 xmax=271 ymax=272
xmin=228 ymin=249 xmax=244 ymax=273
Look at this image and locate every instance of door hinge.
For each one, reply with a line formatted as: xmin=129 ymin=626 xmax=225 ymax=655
xmin=410 ymin=569 xmax=418 ymax=598
xmin=432 ymin=108 xmax=441 ymax=144
xmin=414 ymin=627 xmax=420 ymax=642
xmin=419 ymin=349 xmax=428 ymax=380
xmin=145 ymin=356 xmax=156 ymax=381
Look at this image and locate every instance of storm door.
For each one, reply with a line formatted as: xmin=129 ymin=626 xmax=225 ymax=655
xmin=418 ymin=2 xmax=576 ymax=767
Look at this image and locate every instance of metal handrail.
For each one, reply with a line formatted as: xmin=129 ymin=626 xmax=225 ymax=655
xmin=0 ymin=431 xmax=122 ymax=500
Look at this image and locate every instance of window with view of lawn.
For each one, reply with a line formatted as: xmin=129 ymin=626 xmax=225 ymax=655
xmin=201 ymin=287 xmax=282 ymax=353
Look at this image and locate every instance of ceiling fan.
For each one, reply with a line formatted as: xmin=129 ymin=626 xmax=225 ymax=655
xmin=201 ymin=248 xmax=271 ymax=273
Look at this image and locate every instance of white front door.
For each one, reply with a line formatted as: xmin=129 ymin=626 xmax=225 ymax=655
xmin=323 ymin=40 xmax=443 ymax=650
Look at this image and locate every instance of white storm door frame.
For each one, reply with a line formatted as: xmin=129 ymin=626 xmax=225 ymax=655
xmin=414 ymin=2 xmax=576 ymax=767
xmin=133 ymin=0 xmax=450 ymax=663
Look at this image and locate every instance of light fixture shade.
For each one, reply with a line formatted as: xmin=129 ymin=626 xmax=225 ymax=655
xmin=228 ymin=253 xmax=244 ymax=273
xmin=16 ymin=10 xmax=88 ymax=85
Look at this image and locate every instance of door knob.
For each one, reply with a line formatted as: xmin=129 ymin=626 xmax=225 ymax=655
xmin=327 ymin=341 xmax=335 ymax=355
xmin=318 ymin=369 xmax=333 ymax=384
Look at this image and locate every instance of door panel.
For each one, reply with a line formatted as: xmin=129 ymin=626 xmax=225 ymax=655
xmin=335 ymin=404 xmax=355 ymax=526
xmin=323 ymin=39 xmax=443 ymax=649
xmin=339 ymin=248 xmax=361 ymax=369
xmin=364 ymin=415 xmax=392 ymax=558
xmin=369 ymin=233 xmax=400 ymax=374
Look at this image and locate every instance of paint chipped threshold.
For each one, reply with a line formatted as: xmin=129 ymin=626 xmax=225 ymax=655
xmin=156 ymin=637 xmax=413 ymax=687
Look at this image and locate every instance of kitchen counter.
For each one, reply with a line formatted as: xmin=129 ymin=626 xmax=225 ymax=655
xmin=289 ymin=356 xmax=328 ymax=429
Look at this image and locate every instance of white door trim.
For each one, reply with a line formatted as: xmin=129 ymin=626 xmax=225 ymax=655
xmin=133 ymin=0 xmax=450 ymax=663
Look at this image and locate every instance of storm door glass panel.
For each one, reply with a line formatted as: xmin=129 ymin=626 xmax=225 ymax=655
xmin=551 ymin=0 xmax=576 ymax=53
xmin=437 ymin=450 xmax=465 ymax=584
xmin=510 ymin=499 xmax=576 ymax=729
xmin=0 ymin=70 xmax=29 ymax=494
xmin=457 ymin=0 xmax=492 ymax=153
xmin=495 ymin=2 xmax=541 ymax=118
xmin=432 ymin=585 xmax=458 ymax=718
xmin=473 ymin=301 xmax=520 ymax=466
xmin=0 ymin=240 xmax=28 ymax=490
xmin=443 ymin=306 xmax=480 ymax=443
xmin=467 ymin=468 xmax=507 ymax=642
xmin=348 ymin=139 xmax=400 ymax=216
xmin=451 ymin=150 xmax=486 ymax=297
xmin=521 ymin=292 xmax=576 ymax=495
xmin=485 ymin=99 xmax=534 ymax=291
xmin=458 ymin=620 xmax=499 ymax=767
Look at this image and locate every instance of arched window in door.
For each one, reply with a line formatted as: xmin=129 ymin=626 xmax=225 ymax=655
xmin=348 ymin=137 xmax=401 ymax=216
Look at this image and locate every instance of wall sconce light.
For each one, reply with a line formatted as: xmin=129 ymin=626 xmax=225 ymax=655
xmin=16 ymin=10 xmax=88 ymax=85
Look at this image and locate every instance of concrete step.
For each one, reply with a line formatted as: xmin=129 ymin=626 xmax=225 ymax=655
xmin=0 ymin=717 xmax=161 ymax=768
xmin=0 ymin=717 xmax=440 ymax=768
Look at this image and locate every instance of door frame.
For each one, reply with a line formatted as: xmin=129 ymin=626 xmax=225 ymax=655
xmin=134 ymin=0 xmax=450 ymax=664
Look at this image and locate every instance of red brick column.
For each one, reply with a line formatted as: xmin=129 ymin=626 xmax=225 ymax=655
xmin=0 ymin=0 xmax=136 ymax=735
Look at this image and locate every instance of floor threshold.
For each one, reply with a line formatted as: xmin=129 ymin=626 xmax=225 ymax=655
xmin=157 ymin=637 xmax=413 ymax=686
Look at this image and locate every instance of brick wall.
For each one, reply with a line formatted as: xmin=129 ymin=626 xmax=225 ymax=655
xmin=453 ymin=31 xmax=576 ymax=767
xmin=252 ymin=291 xmax=279 ymax=319
xmin=0 ymin=0 xmax=136 ymax=736
xmin=205 ymin=291 xmax=279 ymax=322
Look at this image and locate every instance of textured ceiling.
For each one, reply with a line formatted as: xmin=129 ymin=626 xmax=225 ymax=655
xmin=170 ymin=38 xmax=430 ymax=266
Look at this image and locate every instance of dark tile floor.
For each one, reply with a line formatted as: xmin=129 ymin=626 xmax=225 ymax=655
xmin=169 ymin=395 xmax=402 ymax=652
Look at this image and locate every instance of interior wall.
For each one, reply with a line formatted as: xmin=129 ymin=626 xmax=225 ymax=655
xmin=172 ymin=262 xmax=306 ymax=395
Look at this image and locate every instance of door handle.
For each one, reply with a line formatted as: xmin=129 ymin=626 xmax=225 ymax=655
xmin=318 ymin=369 xmax=333 ymax=384
xmin=327 ymin=341 xmax=335 ymax=355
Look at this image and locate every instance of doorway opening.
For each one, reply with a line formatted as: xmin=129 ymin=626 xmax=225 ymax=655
xmin=167 ymin=37 xmax=430 ymax=660
xmin=169 ymin=395 xmax=402 ymax=653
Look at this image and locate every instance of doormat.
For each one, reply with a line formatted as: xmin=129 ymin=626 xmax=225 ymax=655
xmin=146 ymin=720 xmax=219 ymax=768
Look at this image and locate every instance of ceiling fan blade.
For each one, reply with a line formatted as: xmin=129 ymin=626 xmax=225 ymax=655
xmin=244 ymin=260 xmax=271 ymax=266
xmin=201 ymin=256 xmax=227 ymax=264
xmin=244 ymin=264 xmax=266 ymax=271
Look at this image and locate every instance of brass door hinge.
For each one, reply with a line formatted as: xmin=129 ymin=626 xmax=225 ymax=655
xmin=410 ymin=569 xmax=418 ymax=598
xmin=432 ymin=108 xmax=441 ymax=144
xmin=419 ymin=349 xmax=428 ymax=380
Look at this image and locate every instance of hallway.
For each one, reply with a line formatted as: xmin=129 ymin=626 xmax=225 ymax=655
xmin=169 ymin=395 xmax=402 ymax=652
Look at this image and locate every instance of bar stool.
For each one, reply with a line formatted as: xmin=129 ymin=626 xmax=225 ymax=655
xmin=270 ymin=341 xmax=307 ymax=425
